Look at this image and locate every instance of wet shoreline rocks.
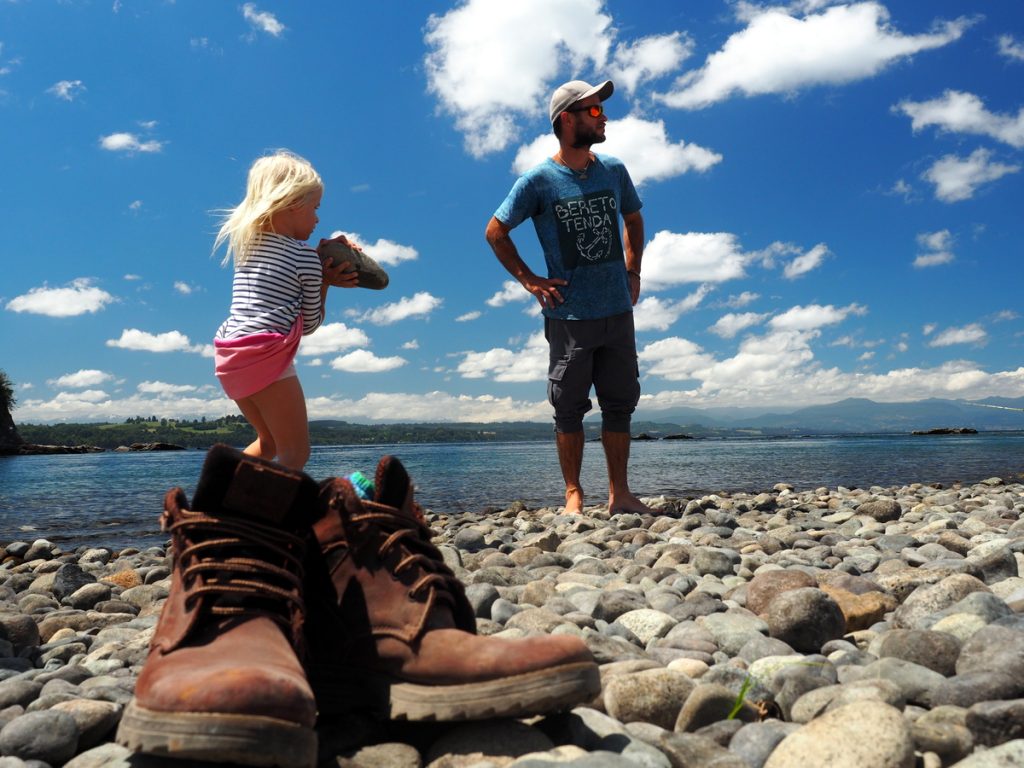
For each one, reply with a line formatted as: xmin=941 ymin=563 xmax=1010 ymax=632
xmin=0 ymin=476 xmax=1021 ymax=766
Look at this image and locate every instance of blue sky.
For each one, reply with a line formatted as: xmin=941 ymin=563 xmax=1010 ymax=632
xmin=2 ymin=0 xmax=1022 ymax=425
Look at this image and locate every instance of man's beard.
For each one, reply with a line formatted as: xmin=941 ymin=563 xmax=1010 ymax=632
xmin=571 ymin=123 xmax=605 ymax=149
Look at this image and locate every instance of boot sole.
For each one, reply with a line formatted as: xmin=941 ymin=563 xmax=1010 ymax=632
xmin=116 ymin=701 xmax=317 ymax=767
xmin=314 ymin=660 xmax=600 ymax=721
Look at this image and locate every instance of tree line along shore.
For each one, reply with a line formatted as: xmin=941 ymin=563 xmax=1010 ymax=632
xmin=6 ymin=417 xmax=707 ymax=453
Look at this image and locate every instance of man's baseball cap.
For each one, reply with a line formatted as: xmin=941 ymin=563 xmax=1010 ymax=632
xmin=549 ymin=79 xmax=614 ymax=126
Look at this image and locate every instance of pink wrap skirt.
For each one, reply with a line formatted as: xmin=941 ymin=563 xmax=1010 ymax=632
xmin=214 ymin=318 xmax=302 ymax=400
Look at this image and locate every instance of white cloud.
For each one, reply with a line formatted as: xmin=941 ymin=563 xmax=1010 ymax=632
xmin=917 ymin=229 xmax=952 ymax=252
xmin=402 ymin=339 xmax=420 ymax=350
xmin=709 ymin=311 xmax=769 ymax=339
xmin=347 ymin=292 xmax=442 ymax=326
xmin=305 ymin=391 xmax=550 ymax=423
xmin=6 ymin=278 xmax=115 ymax=317
xmin=456 ymin=311 xmax=482 ymax=322
xmin=889 ymin=178 xmax=915 ymax=201
xmin=658 ymin=3 xmax=970 ymax=109
xmin=858 ymin=351 xmax=875 ymax=361
xmin=634 ymin=284 xmax=712 ymax=332
xmin=329 ymin=350 xmax=407 ymax=373
xmin=642 ymin=231 xmax=750 ymax=289
xmin=332 ymin=231 xmax=418 ymax=266
xmin=783 ymin=242 xmax=830 ymax=279
xmin=424 ymin=0 xmax=613 ymax=156
xmin=173 ymin=282 xmax=194 ymax=295
xmin=748 ymin=240 xmax=797 ymax=269
xmin=913 ymin=251 xmax=955 ymax=268
xmin=456 ymin=331 xmax=548 ymax=382
xmin=998 ymin=34 xmax=1024 ymax=62
xmin=923 ymin=148 xmax=1020 ymax=202
xmin=242 ymin=3 xmax=285 ymax=37
xmin=769 ymin=303 xmax=866 ymax=331
xmin=137 ymin=381 xmax=198 ymax=395
xmin=722 ymin=291 xmax=760 ymax=309
xmin=105 ymin=329 xmax=207 ymax=354
xmin=896 ymin=90 xmax=1024 ymax=148
xmin=608 ymin=32 xmax=693 ymax=95
xmin=487 ymin=280 xmax=529 ymax=307
xmin=639 ymin=343 xmax=1024 ymax=411
xmin=640 ymin=329 xmax=823 ymax=398
xmin=129 ymin=200 xmax=143 ymax=212
xmin=47 ymin=80 xmax=85 ymax=101
xmin=923 ymin=323 xmax=937 ymax=336
xmin=298 ymin=322 xmax=370 ymax=356
xmin=513 ymin=116 xmax=721 ymax=184
xmin=913 ymin=229 xmax=954 ymax=268
xmin=58 ymin=389 xmax=108 ymax=404
xmin=0 ymin=47 xmax=21 ymax=78
xmin=49 ymin=370 xmax=112 ymax=388
xmin=12 ymin=389 xmax=237 ymax=424
xmin=928 ymin=323 xmax=987 ymax=347
xmin=99 ymin=132 xmax=164 ymax=153
xmin=638 ymin=336 xmax=720 ymax=381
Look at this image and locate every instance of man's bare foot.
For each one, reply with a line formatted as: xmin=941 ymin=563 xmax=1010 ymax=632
xmin=608 ymin=491 xmax=652 ymax=514
xmin=564 ymin=487 xmax=585 ymax=515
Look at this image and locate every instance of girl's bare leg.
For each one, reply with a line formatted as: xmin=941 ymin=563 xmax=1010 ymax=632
xmin=234 ymin=376 xmax=311 ymax=470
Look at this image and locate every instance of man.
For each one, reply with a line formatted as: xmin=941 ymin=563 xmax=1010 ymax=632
xmin=486 ymin=79 xmax=650 ymax=515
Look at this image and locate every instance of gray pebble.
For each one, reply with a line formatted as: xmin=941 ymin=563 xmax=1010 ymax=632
xmin=0 ymin=709 xmax=78 ymax=765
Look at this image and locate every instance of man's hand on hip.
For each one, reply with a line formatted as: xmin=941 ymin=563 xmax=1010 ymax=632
xmin=522 ymin=275 xmax=568 ymax=309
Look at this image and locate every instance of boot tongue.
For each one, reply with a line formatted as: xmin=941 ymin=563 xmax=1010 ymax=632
xmin=192 ymin=444 xmax=315 ymax=526
xmin=373 ymin=455 xmax=412 ymax=510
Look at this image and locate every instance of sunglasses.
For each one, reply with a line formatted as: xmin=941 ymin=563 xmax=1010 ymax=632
xmin=566 ymin=104 xmax=604 ymax=118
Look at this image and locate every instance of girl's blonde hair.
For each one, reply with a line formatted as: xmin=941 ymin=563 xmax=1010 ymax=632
xmin=214 ymin=149 xmax=323 ymax=267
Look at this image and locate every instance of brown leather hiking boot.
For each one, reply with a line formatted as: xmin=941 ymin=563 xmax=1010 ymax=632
xmin=117 ymin=446 xmax=320 ymax=767
xmin=304 ymin=455 xmax=600 ymax=721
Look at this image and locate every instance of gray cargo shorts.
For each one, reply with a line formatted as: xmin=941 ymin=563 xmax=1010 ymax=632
xmin=544 ymin=311 xmax=640 ymax=434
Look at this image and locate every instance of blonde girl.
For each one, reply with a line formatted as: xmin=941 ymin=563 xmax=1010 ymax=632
xmin=213 ymin=150 xmax=356 ymax=470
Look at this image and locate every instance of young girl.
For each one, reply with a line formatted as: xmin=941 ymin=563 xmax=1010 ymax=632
xmin=213 ymin=150 xmax=356 ymax=470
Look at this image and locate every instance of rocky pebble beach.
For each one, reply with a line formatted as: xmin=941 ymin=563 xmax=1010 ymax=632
xmin=0 ymin=476 xmax=1023 ymax=767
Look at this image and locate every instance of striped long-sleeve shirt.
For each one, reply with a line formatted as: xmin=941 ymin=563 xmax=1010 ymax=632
xmin=215 ymin=233 xmax=324 ymax=340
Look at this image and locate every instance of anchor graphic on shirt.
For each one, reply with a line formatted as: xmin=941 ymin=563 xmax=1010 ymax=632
xmin=576 ymin=226 xmax=612 ymax=263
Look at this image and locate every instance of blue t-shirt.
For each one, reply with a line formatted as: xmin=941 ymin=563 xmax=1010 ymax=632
xmin=494 ymin=155 xmax=642 ymax=321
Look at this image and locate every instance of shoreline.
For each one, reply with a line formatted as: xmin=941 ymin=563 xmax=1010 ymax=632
xmin=0 ymin=476 xmax=1022 ymax=765
xmin=5 ymin=432 xmax=1024 ymax=553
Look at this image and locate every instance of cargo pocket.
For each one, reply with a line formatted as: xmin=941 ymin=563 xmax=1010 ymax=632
xmin=547 ymin=359 xmax=569 ymax=408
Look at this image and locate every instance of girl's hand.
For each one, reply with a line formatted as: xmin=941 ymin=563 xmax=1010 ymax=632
xmin=322 ymin=258 xmax=358 ymax=288
xmin=318 ymin=233 xmax=362 ymax=251
xmin=318 ymin=235 xmax=361 ymax=288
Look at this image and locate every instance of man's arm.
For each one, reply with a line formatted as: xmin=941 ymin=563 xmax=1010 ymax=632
xmin=485 ymin=216 xmax=567 ymax=310
xmin=623 ymin=210 xmax=644 ymax=306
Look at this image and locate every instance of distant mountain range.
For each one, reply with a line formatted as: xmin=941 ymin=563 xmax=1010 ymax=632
xmin=633 ymin=397 xmax=1024 ymax=435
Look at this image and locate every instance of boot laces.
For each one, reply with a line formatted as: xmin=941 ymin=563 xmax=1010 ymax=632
xmin=360 ymin=508 xmax=461 ymax=606
xmin=167 ymin=510 xmax=305 ymax=631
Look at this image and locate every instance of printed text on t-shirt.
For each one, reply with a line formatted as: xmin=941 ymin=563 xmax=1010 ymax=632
xmin=553 ymin=190 xmax=623 ymax=270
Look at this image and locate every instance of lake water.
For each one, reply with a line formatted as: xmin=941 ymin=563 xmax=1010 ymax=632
xmin=1 ymin=433 xmax=1022 ymax=549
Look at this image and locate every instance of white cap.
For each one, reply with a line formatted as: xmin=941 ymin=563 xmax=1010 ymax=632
xmin=549 ymin=79 xmax=614 ymax=126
